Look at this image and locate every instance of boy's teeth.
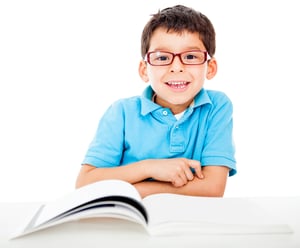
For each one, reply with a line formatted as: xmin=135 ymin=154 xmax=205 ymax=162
xmin=168 ymin=81 xmax=186 ymax=85
xmin=167 ymin=81 xmax=187 ymax=89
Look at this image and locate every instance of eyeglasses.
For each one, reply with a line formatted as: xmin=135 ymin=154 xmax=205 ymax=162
xmin=145 ymin=50 xmax=211 ymax=66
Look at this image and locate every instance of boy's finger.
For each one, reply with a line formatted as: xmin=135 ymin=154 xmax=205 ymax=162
xmin=184 ymin=168 xmax=194 ymax=181
xmin=188 ymin=160 xmax=204 ymax=179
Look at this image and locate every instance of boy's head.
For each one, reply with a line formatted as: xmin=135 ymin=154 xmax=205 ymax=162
xmin=141 ymin=5 xmax=216 ymax=59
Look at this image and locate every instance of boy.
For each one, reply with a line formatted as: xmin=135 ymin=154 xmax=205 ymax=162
xmin=76 ymin=5 xmax=236 ymax=198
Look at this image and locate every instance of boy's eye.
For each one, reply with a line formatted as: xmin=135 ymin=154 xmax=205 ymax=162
xmin=185 ymin=54 xmax=197 ymax=60
xmin=156 ymin=55 xmax=170 ymax=61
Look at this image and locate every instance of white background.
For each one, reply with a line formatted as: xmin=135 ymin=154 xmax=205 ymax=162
xmin=1 ymin=0 xmax=299 ymax=202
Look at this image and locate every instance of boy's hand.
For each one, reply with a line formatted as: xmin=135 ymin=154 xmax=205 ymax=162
xmin=145 ymin=158 xmax=204 ymax=187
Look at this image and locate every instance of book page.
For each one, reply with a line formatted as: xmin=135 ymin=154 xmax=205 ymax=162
xmin=10 ymin=203 xmax=148 ymax=240
xmin=142 ymin=194 xmax=293 ymax=236
xmin=34 ymin=180 xmax=142 ymax=227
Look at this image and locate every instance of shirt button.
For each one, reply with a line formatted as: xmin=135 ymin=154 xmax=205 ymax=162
xmin=162 ymin=110 xmax=168 ymax=116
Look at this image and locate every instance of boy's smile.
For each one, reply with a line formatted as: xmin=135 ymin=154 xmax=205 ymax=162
xmin=139 ymin=27 xmax=217 ymax=114
xmin=165 ymin=81 xmax=190 ymax=91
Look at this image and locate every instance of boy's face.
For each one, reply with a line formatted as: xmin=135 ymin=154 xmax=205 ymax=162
xmin=139 ymin=27 xmax=217 ymax=114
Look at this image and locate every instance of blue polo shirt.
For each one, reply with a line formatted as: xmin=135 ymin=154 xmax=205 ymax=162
xmin=82 ymin=86 xmax=236 ymax=176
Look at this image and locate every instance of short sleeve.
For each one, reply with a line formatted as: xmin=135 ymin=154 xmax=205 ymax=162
xmin=81 ymin=100 xmax=125 ymax=167
xmin=201 ymin=92 xmax=236 ymax=176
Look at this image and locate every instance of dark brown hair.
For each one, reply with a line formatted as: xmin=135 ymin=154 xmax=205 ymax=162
xmin=141 ymin=5 xmax=216 ymax=58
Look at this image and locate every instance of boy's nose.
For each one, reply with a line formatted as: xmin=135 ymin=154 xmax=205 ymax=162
xmin=170 ymin=56 xmax=184 ymax=72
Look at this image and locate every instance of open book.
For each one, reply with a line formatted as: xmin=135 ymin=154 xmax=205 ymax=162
xmin=10 ymin=179 xmax=292 ymax=239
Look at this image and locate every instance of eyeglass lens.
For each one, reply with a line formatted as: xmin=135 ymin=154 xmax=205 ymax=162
xmin=148 ymin=51 xmax=207 ymax=65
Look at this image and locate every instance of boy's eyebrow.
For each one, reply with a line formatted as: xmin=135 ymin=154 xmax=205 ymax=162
xmin=149 ymin=46 xmax=204 ymax=52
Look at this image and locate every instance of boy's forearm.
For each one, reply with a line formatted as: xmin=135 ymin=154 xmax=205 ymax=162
xmin=76 ymin=162 xmax=150 ymax=188
xmin=134 ymin=179 xmax=224 ymax=198
xmin=134 ymin=166 xmax=228 ymax=198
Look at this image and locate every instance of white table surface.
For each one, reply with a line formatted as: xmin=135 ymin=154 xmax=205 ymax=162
xmin=1 ymin=196 xmax=299 ymax=248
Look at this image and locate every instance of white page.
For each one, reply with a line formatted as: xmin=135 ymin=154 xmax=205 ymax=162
xmin=10 ymin=203 xmax=148 ymax=239
xmin=142 ymin=194 xmax=293 ymax=236
xmin=34 ymin=180 xmax=142 ymax=227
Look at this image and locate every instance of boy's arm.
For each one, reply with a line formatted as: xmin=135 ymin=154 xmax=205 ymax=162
xmin=75 ymin=163 xmax=148 ymax=188
xmin=133 ymin=166 xmax=229 ymax=198
xmin=76 ymin=162 xmax=228 ymax=198
xmin=75 ymin=158 xmax=204 ymax=189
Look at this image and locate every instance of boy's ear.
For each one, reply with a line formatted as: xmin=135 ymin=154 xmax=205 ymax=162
xmin=138 ymin=60 xmax=149 ymax=82
xmin=206 ymin=58 xmax=217 ymax=80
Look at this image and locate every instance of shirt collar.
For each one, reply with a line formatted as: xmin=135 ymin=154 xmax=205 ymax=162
xmin=193 ymin=88 xmax=212 ymax=107
xmin=141 ymin=86 xmax=161 ymax=116
xmin=140 ymin=86 xmax=211 ymax=116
